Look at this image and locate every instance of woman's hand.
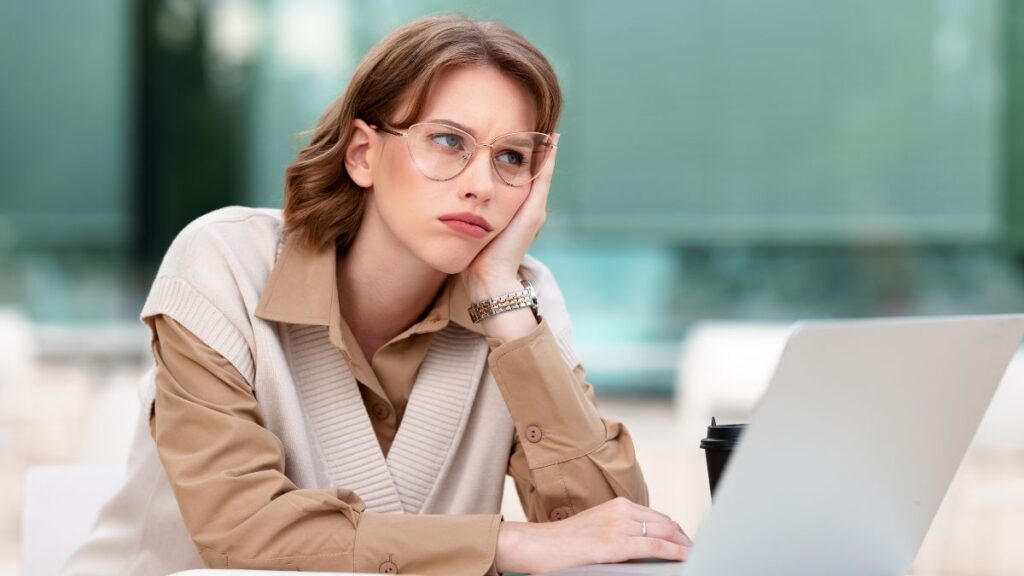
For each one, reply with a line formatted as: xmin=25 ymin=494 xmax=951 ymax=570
xmin=464 ymin=133 xmax=560 ymax=299
xmin=494 ymin=497 xmax=692 ymax=574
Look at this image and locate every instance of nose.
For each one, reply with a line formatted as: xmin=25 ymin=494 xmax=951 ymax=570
xmin=457 ymin=146 xmax=496 ymax=203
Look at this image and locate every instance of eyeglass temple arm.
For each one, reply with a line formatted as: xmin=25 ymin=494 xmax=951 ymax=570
xmin=368 ymin=124 xmax=403 ymax=136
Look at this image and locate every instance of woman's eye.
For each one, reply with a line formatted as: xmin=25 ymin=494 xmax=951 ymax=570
xmin=495 ymin=150 xmax=526 ymax=166
xmin=430 ymin=133 xmax=463 ymax=150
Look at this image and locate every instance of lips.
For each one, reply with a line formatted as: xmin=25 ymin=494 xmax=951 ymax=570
xmin=439 ymin=212 xmax=493 ymax=239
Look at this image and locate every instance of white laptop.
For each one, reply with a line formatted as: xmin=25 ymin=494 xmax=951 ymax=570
xmin=544 ymin=314 xmax=1024 ymax=576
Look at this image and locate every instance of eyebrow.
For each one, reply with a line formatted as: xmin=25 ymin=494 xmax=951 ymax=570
xmin=421 ymin=118 xmax=543 ymax=144
xmin=422 ymin=118 xmax=478 ymax=139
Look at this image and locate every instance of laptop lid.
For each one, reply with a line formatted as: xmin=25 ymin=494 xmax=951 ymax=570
xmin=683 ymin=314 xmax=1024 ymax=576
xmin=545 ymin=314 xmax=1024 ymax=576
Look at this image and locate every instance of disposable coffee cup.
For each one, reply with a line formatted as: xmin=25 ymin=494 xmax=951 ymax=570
xmin=699 ymin=417 xmax=746 ymax=499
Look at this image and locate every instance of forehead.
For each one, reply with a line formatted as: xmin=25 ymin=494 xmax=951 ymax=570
xmin=414 ymin=65 xmax=538 ymax=138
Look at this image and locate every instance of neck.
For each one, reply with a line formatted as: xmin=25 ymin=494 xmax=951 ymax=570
xmin=336 ymin=208 xmax=447 ymax=358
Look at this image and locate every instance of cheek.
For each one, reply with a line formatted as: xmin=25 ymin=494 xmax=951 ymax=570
xmin=374 ymin=145 xmax=427 ymax=224
xmin=377 ymin=143 xmax=419 ymax=196
xmin=494 ymin=187 xmax=531 ymax=228
xmin=372 ymin=147 xmax=459 ymax=256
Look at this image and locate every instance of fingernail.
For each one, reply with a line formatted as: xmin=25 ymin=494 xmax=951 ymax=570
xmin=553 ymin=132 xmax=561 ymax=145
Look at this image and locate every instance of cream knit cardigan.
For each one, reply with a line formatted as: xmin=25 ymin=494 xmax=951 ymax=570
xmin=61 ymin=207 xmax=582 ymax=575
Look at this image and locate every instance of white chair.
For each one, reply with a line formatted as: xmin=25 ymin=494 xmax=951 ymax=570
xmin=20 ymin=465 xmax=124 ymax=576
xmin=0 ymin=308 xmax=37 ymax=421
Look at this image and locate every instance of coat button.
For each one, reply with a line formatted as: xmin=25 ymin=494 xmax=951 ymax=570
xmin=550 ymin=506 xmax=571 ymax=521
xmin=525 ymin=425 xmax=543 ymax=443
xmin=379 ymin=559 xmax=399 ymax=573
xmin=372 ymin=403 xmax=391 ymax=420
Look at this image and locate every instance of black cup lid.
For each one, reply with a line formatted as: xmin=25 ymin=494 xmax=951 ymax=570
xmin=700 ymin=416 xmax=746 ymax=449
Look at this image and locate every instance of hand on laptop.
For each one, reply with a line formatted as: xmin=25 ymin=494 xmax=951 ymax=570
xmin=494 ymin=496 xmax=691 ymax=574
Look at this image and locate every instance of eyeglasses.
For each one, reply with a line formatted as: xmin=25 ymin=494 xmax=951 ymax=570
xmin=370 ymin=122 xmax=556 ymax=187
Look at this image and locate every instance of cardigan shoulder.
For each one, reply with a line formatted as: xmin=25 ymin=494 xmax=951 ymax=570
xmin=146 ymin=205 xmax=284 ymax=285
xmin=139 ymin=206 xmax=284 ymax=385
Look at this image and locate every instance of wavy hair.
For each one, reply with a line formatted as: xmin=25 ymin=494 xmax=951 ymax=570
xmin=282 ymin=14 xmax=563 ymax=251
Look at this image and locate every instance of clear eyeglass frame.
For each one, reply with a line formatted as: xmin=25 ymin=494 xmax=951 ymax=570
xmin=369 ymin=121 xmax=557 ymax=187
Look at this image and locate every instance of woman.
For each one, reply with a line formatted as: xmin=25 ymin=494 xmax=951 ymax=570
xmin=63 ymin=14 xmax=691 ymax=575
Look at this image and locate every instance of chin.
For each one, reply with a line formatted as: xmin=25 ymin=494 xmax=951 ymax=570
xmin=427 ymin=254 xmax=476 ymax=275
xmin=413 ymin=242 xmax=479 ymax=275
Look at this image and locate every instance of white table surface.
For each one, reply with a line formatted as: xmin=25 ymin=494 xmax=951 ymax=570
xmin=170 ymin=571 xmax=372 ymax=575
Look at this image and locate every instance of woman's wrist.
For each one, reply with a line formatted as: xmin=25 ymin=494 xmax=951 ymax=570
xmin=465 ymin=273 xmax=522 ymax=303
xmin=495 ymin=520 xmax=545 ymax=575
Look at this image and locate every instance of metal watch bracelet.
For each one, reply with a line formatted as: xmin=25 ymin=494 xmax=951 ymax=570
xmin=467 ymin=278 xmax=538 ymax=323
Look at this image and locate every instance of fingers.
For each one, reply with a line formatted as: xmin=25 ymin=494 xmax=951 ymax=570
xmin=595 ymin=497 xmax=692 ymax=560
xmin=627 ymin=536 xmax=690 ymax=562
xmin=619 ymin=498 xmax=693 ymax=547
xmin=540 ymin=132 xmax=560 ymax=180
xmin=636 ymin=520 xmax=691 ymax=546
xmin=678 ymin=526 xmax=694 ymax=547
xmin=559 ymin=498 xmax=693 ymax=568
xmin=622 ymin=499 xmax=679 ymax=527
xmin=600 ymin=496 xmax=681 ymax=530
xmin=516 ymin=132 xmax=558 ymax=238
xmin=531 ymin=132 xmax=560 ymax=191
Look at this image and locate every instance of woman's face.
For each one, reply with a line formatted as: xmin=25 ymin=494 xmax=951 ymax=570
xmin=354 ymin=64 xmax=539 ymax=275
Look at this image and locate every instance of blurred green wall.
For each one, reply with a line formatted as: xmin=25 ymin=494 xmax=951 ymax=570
xmin=0 ymin=0 xmax=1009 ymax=250
xmin=247 ymin=0 xmax=1001 ymax=244
xmin=0 ymin=0 xmax=131 ymax=250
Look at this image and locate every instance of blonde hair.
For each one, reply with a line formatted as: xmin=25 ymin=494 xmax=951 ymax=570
xmin=282 ymin=14 xmax=563 ymax=251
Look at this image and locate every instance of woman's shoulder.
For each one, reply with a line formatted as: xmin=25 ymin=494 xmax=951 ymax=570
xmin=141 ymin=206 xmax=285 ymax=354
xmin=170 ymin=206 xmax=284 ymax=253
xmin=151 ymin=206 xmax=284 ymax=279
xmin=138 ymin=207 xmax=283 ymax=402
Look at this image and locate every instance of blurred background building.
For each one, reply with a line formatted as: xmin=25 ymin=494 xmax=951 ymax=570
xmin=3 ymin=1 xmax=1024 ymax=574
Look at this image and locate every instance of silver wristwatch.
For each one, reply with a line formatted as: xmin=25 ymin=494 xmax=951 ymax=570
xmin=468 ymin=277 xmax=538 ymax=323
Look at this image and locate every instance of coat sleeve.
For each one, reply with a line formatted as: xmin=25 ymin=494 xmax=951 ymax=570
xmin=490 ymin=317 xmax=649 ymax=522
xmin=492 ymin=256 xmax=649 ymax=522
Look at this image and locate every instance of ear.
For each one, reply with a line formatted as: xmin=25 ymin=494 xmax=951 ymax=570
xmin=345 ymin=118 xmax=378 ymax=188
